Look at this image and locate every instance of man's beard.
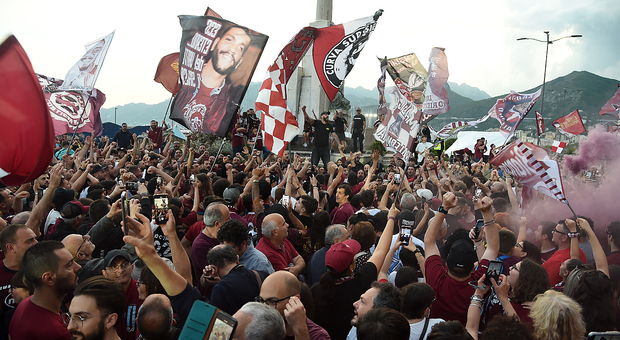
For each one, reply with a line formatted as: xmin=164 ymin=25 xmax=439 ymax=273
xmin=211 ymin=49 xmax=238 ymax=76
xmin=55 ymin=272 xmax=78 ymax=296
xmin=70 ymin=317 xmax=106 ymax=340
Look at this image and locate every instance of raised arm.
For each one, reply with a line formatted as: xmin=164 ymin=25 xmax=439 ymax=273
xmin=367 ymin=204 xmax=398 ymax=275
xmin=478 ymin=197 xmax=499 ymax=261
xmin=301 ymin=105 xmax=314 ymax=125
xmin=424 ymin=192 xmax=457 ymax=257
xmin=574 ymin=218 xmax=609 ymax=277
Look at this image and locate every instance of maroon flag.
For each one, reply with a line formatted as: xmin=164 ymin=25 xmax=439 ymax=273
xmin=552 ymin=110 xmax=586 ymax=137
xmin=204 ymin=7 xmax=222 ymax=18
xmin=154 ymin=52 xmax=180 ymax=95
xmin=39 ymin=74 xmax=105 ymax=137
xmin=313 ymin=13 xmax=380 ymax=101
xmin=255 ymin=28 xmax=315 ymax=156
xmin=0 ymin=36 xmax=55 ymax=186
xmin=598 ymin=86 xmax=620 ymax=118
xmin=170 ymin=15 xmax=268 ymax=136
xmin=490 ymin=140 xmax=567 ymax=204
xmin=535 ymin=110 xmax=545 ymax=135
xmin=422 ymin=47 xmax=450 ymax=115
xmin=429 ymin=121 xmax=470 ymax=139
xmin=488 ymin=89 xmax=541 ymax=139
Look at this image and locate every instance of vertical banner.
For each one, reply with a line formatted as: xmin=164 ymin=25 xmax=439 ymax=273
xmin=313 ymin=13 xmax=380 ymax=101
xmin=0 ymin=36 xmax=55 ymax=186
xmin=488 ymin=88 xmax=541 ymax=139
xmin=60 ymin=32 xmax=114 ymax=91
xmin=377 ymin=57 xmax=389 ymax=117
xmin=170 ymin=15 xmax=268 ymax=136
xmin=39 ymin=74 xmax=105 ymax=137
xmin=384 ymin=53 xmax=427 ymax=106
xmin=598 ymin=86 xmax=620 ymax=118
xmin=535 ymin=110 xmax=545 ymax=135
xmin=422 ymin=47 xmax=450 ymax=116
xmin=490 ymin=140 xmax=567 ymax=204
xmin=552 ymin=110 xmax=586 ymax=137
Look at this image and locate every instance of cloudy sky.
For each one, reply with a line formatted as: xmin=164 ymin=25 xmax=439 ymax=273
xmin=1 ymin=0 xmax=618 ymax=109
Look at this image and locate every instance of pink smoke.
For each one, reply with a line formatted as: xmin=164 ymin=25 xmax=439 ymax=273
xmin=564 ymin=126 xmax=620 ymax=175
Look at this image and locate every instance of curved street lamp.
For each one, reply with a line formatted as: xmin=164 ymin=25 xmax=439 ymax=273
xmin=517 ymin=31 xmax=582 ymax=144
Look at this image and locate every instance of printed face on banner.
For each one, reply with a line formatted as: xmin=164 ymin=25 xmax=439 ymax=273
xmin=385 ymin=53 xmax=427 ymax=105
xmin=170 ymin=16 xmax=268 ymax=137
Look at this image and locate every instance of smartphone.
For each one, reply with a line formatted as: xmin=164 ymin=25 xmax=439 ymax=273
xmin=473 ymin=219 xmax=484 ymax=240
xmin=394 ymin=173 xmax=401 ymax=184
xmin=121 ymin=192 xmax=128 ymax=236
xmin=400 ymin=225 xmax=412 ymax=246
xmin=206 ymin=312 xmax=237 ymax=340
xmin=37 ymin=188 xmax=45 ymax=198
xmin=485 ymin=260 xmax=503 ymax=285
xmin=281 ymin=195 xmax=290 ymax=207
xmin=190 ymin=174 xmax=196 ymax=182
xmin=474 ymin=187 xmax=482 ymax=202
xmin=587 ymin=332 xmax=620 ymax=340
xmin=153 ymin=194 xmax=169 ymax=224
xmin=157 ymin=176 xmax=162 ymax=186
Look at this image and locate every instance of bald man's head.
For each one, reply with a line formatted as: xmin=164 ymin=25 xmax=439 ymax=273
xmin=137 ymin=294 xmax=173 ymax=339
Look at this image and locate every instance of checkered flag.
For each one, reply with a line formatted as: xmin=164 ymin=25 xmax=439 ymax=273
xmin=255 ymin=53 xmax=300 ymax=157
xmin=551 ymin=141 xmax=567 ymax=153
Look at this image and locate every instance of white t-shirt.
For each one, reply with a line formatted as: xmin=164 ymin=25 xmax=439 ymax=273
xmin=409 ymin=318 xmax=444 ymax=340
xmin=416 ymin=142 xmax=433 ymax=155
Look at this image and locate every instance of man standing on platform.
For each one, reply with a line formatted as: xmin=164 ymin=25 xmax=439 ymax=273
xmin=302 ymin=106 xmax=341 ymax=168
xmin=352 ymin=108 xmax=366 ymax=153
xmin=333 ymin=111 xmax=348 ymax=152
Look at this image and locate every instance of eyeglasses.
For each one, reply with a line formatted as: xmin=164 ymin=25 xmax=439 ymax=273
xmin=62 ymin=312 xmax=88 ymax=328
xmin=74 ymin=235 xmax=89 ymax=258
xmin=510 ymin=264 xmax=520 ymax=272
xmin=106 ymin=261 xmax=131 ymax=273
xmin=515 ymin=243 xmax=523 ymax=249
xmin=255 ymin=295 xmax=294 ymax=309
xmin=136 ymin=279 xmax=142 ymax=287
xmin=551 ymin=228 xmax=567 ymax=235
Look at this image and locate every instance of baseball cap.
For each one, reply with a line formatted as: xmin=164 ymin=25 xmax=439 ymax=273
xmin=321 ymin=111 xmax=330 ymax=116
xmin=446 ymin=239 xmax=477 ymax=273
xmin=104 ymin=249 xmax=131 ymax=268
xmin=60 ymin=201 xmax=89 ymax=219
xmin=325 ymin=239 xmax=361 ymax=273
xmin=416 ymin=189 xmax=433 ymax=202
xmin=90 ymin=164 xmax=105 ymax=175
xmin=53 ymin=188 xmax=75 ymax=208
xmin=223 ymin=187 xmax=240 ymax=205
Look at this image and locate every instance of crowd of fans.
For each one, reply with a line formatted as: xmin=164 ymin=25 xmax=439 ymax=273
xmin=1 ymin=115 xmax=619 ymax=340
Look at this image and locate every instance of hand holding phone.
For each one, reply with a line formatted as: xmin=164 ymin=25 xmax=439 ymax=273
xmin=154 ymin=194 xmax=169 ymax=224
xmin=484 ymin=260 xmax=503 ymax=285
xmin=400 ymin=225 xmax=412 ymax=246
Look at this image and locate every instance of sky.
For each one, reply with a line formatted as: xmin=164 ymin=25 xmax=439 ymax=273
xmin=1 ymin=0 xmax=618 ymax=110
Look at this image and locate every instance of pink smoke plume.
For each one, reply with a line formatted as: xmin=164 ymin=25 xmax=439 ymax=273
xmin=564 ymin=125 xmax=620 ymax=175
xmin=522 ymin=125 xmax=620 ymax=250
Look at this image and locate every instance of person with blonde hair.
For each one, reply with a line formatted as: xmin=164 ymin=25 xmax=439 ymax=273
xmin=529 ymin=290 xmax=585 ymax=340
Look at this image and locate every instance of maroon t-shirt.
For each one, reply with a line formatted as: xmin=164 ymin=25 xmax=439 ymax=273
xmin=117 ymin=279 xmax=142 ymax=340
xmin=608 ymin=251 xmax=620 ymax=267
xmin=255 ymin=237 xmax=299 ymax=272
xmin=191 ymin=232 xmax=219 ymax=296
xmin=0 ymin=263 xmax=17 ymax=323
xmin=231 ymin=128 xmax=245 ymax=148
xmin=9 ymin=296 xmax=71 ymax=340
xmin=425 ymin=255 xmax=489 ymax=325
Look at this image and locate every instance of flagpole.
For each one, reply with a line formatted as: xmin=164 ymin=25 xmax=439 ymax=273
xmin=162 ymin=94 xmax=174 ymax=124
xmin=209 ymin=137 xmax=227 ymax=174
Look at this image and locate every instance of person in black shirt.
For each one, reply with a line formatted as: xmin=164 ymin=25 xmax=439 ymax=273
xmin=112 ymin=123 xmax=133 ymax=149
xmin=352 ymin=108 xmax=366 ymax=153
xmin=302 ymin=106 xmax=341 ymax=168
xmin=332 ymin=111 xmax=348 ymax=152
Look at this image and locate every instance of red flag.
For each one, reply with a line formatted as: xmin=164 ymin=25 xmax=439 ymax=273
xmin=255 ymin=28 xmax=315 ymax=156
xmin=551 ymin=141 xmax=567 ymax=153
xmin=0 ymin=36 xmax=55 ymax=186
xmin=599 ymin=86 xmax=620 ymax=118
xmin=490 ymin=140 xmax=567 ymax=204
xmin=552 ymin=110 xmax=586 ymax=137
xmin=535 ymin=110 xmax=545 ymax=135
xmin=313 ymin=14 xmax=379 ymax=101
xmin=154 ymin=52 xmax=180 ymax=95
xmin=38 ymin=74 xmax=105 ymax=137
xmin=422 ymin=47 xmax=450 ymax=116
xmin=488 ymin=89 xmax=541 ymax=139
xmin=204 ymin=7 xmax=222 ymax=18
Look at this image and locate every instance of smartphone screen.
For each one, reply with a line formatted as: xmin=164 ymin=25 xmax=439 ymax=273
xmin=485 ymin=260 xmax=503 ymax=285
xmin=154 ymin=194 xmax=169 ymax=224
xmin=400 ymin=226 xmax=412 ymax=246
xmin=474 ymin=187 xmax=482 ymax=202
xmin=206 ymin=312 xmax=237 ymax=340
xmin=587 ymin=332 xmax=620 ymax=340
xmin=281 ymin=195 xmax=289 ymax=207
xmin=473 ymin=219 xmax=484 ymax=239
xmin=121 ymin=192 xmax=128 ymax=236
xmin=394 ymin=174 xmax=401 ymax=184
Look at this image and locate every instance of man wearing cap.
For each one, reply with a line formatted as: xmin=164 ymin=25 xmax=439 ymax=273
xmin=43 ymin=188 xmax=75 ymax=236
xmin=256 ymin=213 xmax=305 ymax=276
xmin=223 ymin=187 xmax=248 ymax=228
xmin=302 ymin=106 xmax=341 ymax=168
xmin=47 ymin=201 xmax=89 ymax=241
xmin=423 ymin=192 xmax=499 ymax=325
xmin=102 ymin=249 xmax=142 ymax=340
xmin=351 ymin=108 xmax=366 ymax=153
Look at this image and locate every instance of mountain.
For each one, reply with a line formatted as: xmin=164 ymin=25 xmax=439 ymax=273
xmin=447 ymin=82 xmax=491 ymax=101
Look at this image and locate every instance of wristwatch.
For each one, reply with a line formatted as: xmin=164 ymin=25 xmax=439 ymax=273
xmin=438 ymin=206 xmax=449 ymax=215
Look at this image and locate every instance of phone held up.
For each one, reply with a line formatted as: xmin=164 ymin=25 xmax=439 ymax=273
xmin=154 ymin=194 xmax=169 ymax=224
xmin=484 ymin=260 xmax=503 ymax=285
xmin=400 ymin=225 xmax=412 ymax=246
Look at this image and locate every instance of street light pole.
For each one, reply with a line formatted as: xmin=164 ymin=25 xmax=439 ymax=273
xmin=114 ymin=107 xmax=117 ymax=124
xmin=517 ymin=31 xmax=581 ymax=145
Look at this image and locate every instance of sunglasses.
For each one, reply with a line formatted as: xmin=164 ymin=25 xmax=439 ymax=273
xmin=552 ymin=228 xmax=567 ymax=235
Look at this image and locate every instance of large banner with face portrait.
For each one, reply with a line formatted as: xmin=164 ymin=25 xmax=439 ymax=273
xmin=383 ymin=53 xmax=428 ymax=107
xmin=38 ymin=74 xmax=105 ymax=137
xmin=170 ymin=15 xmax=268 ymax=137
xmin=60 ymin=32 xmax=114 ymax=91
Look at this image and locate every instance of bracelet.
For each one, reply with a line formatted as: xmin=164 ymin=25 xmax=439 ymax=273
xmin=470 ymin=295 xmax=485 ymax=303
xmin=388 ymin=216 xmax=395 ymax=221
xmin=567 ymin=232 xmax=580 ymax=238
xmin=437 ymin=206 xmax=449 ymax=215
xmin=469 ymin=302 xmax=482 ymax=309
xmin=483 ymin=219 xmax=496 ymax=226
xmin=80 ymin=168 xmax=86 ymax=171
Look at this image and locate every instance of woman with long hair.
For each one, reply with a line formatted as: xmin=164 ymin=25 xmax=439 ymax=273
xmin=312 ymin=204 xmax=398 ymax=340
xmin=530 ymin=290 xmax=585 ymax=340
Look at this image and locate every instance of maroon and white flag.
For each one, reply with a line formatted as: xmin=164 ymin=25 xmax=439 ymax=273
xmin=552 ymin=110 xmax=586 ymax=137
xmin=313 ymin=13 xmax=380 ymax=101
xmin=255 ymin=28 xmax=315 ymax=156
xmin=598 ymin=86 xmax=620 ymax=118
xmin=60 ymin=32 xmax=114 ymax=91
xmin=535 ymin=110 xmax=545 ymax=135
xmin=490 ymin=140 xmax=567 ymax=204
xmin=374 ymin=80 xmax=422 ymax=162
xmin=422 ymin=47 xmax=449 ymax=116
xmin=39 ymin=74 xmax=105 ymax=137
xmin=429 ymin=121 xmax=470 ymax=139
xmin=488 ymin=89 xmax=541 ymax=139
xmin=551 ymin=141 xmax=567 ymax=153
